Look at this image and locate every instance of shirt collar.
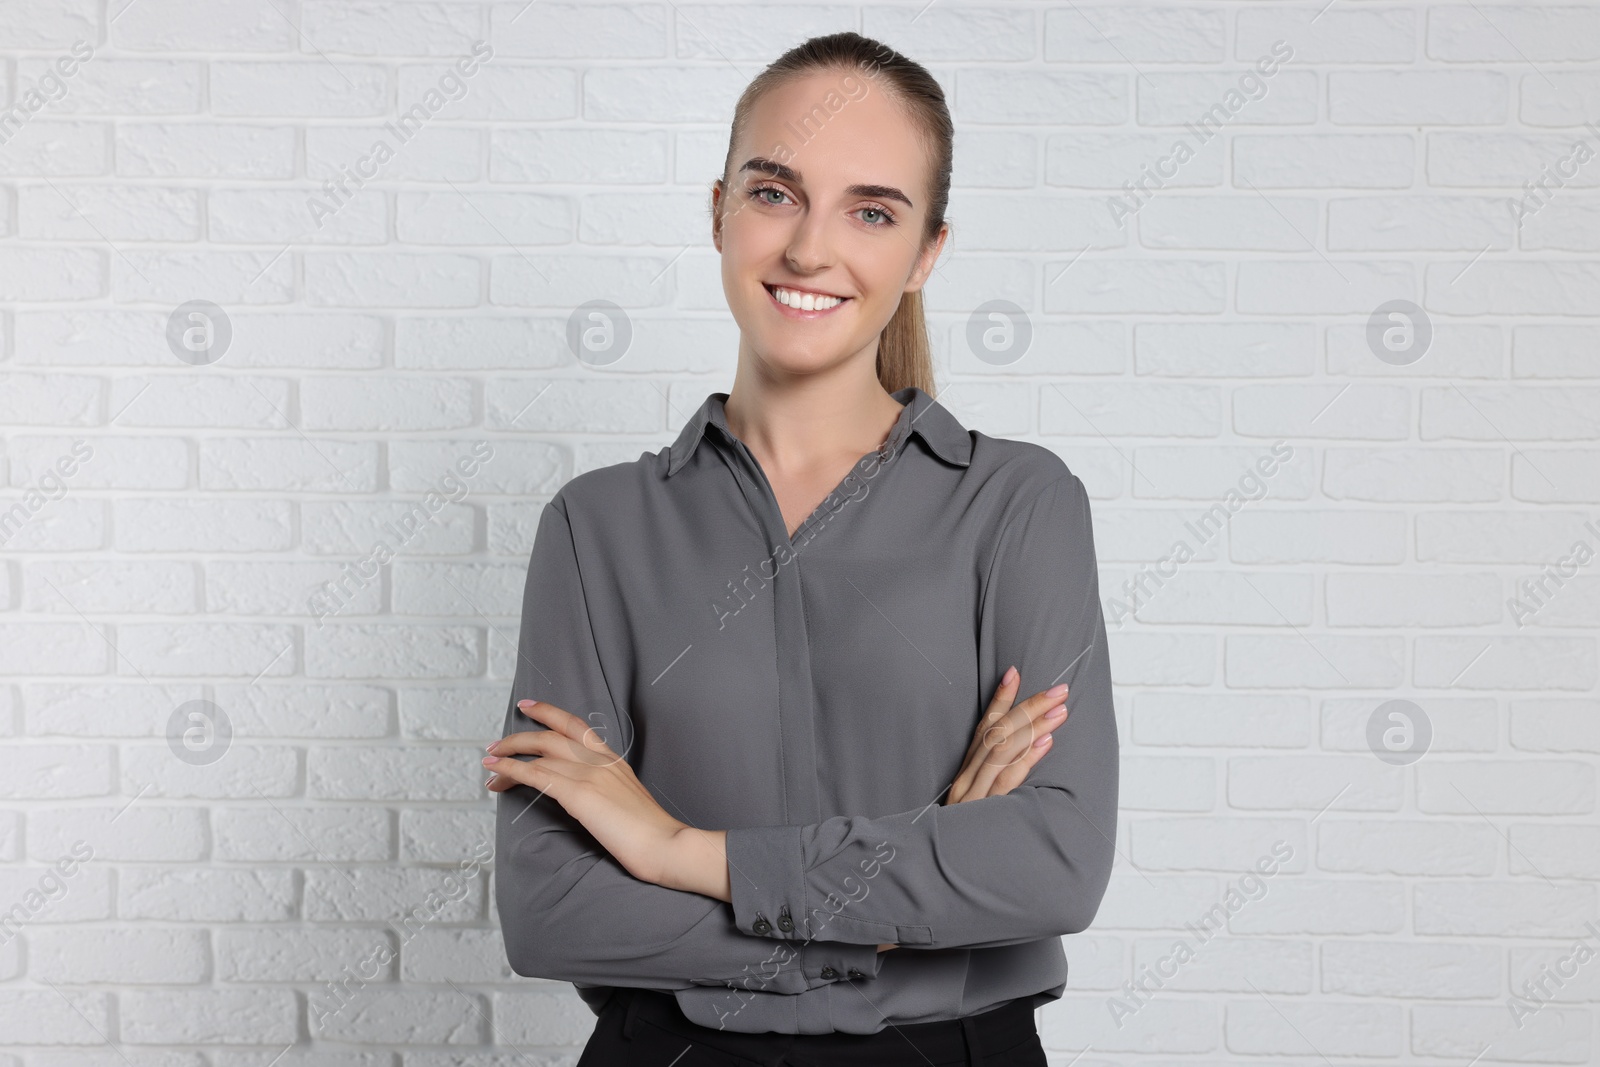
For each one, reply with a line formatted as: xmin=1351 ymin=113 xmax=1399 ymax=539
xmin=666 ymin=386 xmax=973 ymax=477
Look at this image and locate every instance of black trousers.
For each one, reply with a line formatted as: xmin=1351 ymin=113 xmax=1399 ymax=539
xmin=576 ymin=986 xmax=1049 ymax=1066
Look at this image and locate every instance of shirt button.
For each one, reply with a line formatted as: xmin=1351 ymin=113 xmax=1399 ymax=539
xmin=847 ymin=969 xmax=864 ymax=979
xmin=752 ymin=918 xmax=772 ymax=935
xmin=777 ymin=906 xmax=794 ymax=932
xmin=821 ymin=966 xmax=838 ymax=979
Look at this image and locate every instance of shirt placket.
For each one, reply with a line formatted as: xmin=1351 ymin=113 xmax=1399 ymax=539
xmin=709 ymin=420 xmax=913 ymax=1028
xmin=712 ymin=432 xmax=822 ymax=873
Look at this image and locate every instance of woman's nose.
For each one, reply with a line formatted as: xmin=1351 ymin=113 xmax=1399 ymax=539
xmin=787 ymin=214 xmax=838 ymax=273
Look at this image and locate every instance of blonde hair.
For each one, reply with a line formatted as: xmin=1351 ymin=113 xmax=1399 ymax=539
xmin=716 ymin=31 xmax=953 ymax=397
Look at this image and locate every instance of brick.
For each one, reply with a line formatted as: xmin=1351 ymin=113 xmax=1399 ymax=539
xmin=491 ymin=128 xmax=667 ymax=183
xmin=211 ymin=61 xmax=389 ymax=116
xmin=1414 ymin=882 xmax=1597 ymax=937
xmin=1230 ymin=510 xmax=1407 ymax=564
xmin=302 ymin=375 xmax=475 ymax=431
xmin=1045 ymin=259 xmax=1227 ymax=314
xmin=1326 ymin=572 xmax=1502 ymax=626
xmin=0 ymin=122 xmax=108 ymax=177
xmin=24 ymin=560 xmax=197 ymax=614
xmin=0 ymin=248 xmax=104 ymax=300
xmin=0 ymin=0 xmax=96 ymax=49
xmin=1236 ymin=260 xmax=1414 ymax=314
xmin=1047 ymin=6 xmax=1226 ymax=63
xmin=1327 ymin=322 xmax=1504 ymax=378
xmin=306 ymin=126 xmax=481 ymax=183
xmin=1417 ymin=759 xmax=1595 ymax=814
xmin=210 ymin=188 xmax=386 ymax=245
xmin=1414 ymin=636 xmax=1596 ymax=690
xmin=20 ymin=59 xmax=202 ymax=115
xmin=1134 ymin=693 xmax=1311 ymax=748
xmin=19 ymin=184 xmax=201 ymax=241
xmin=1139 ymin=196 xmax=1319 ymax=251
xmin=1225 ymin=634 xmax=1405 ymax=688
xmin=398 ymin=64 xmax=577 ymax=121
xmin=1322 ymin=448 xmax=1503 ymax=502
xmin=1429 ymin=6 xmax=1600 ymax=61
xmin=1236 ymin=7 xmax=1417 ymax=63
xmin=1138 ymin=72 xmax=1317 ymax=127
xmin=1043 ymin=382 xmax=1222 ymax=436
xmin=117 ymin=123 xmax=296 ymax=178
xmin=111 ymin=0 xmax=297 ymax=51
xmin=1328 ymin=195 xmax=1513 ymax=251
xmin=1047 ymin=133 xmax=1225 ymax=189
xmin=1317 ymin=819 xmax=1498 ymax=876
xmin=957 ymin=69 xmax=1127 ymax=125
xmin=672 ymin=5 xmax=857 ymax=60
xmin=1428 ymin=131 xmax=1600 ymax=188
xmin=1511 ymin=698 xmax=1600 ymax=753
xmin=1234 ymin=384 xmax=1410 ymax=439
xmin=396 ymin=190 xmax=569 ymax=245
xmin=488 ymin=2 xmax=666 ymax=58
xmin=585 ymin=66 xmax=767 ymax=123
xmin=1234 ymin=133 xmax=1415 ymax=188
xmin=1330 ymin=71 xmax=1507 ymax=125
xmin=300 ymin=2 xmax=481 ymax=56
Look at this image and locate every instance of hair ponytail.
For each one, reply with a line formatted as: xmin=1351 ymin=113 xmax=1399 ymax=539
xmin=877 ymin=289 xmax=938 ymax=396
xmin=718 ymin=31 xmax=953 ymax=398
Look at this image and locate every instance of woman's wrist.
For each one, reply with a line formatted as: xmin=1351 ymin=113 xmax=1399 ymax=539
xmin=658 ymin=825 xmax=733 ymax=903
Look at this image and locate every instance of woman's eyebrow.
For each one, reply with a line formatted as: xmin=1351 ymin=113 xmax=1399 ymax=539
xmin=738 ymin=156 xmax=915 ymax=209
xmin=838 ymin=182 xmax=914 ymax=209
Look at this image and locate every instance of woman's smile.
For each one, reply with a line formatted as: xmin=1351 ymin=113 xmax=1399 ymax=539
xmin=763 ymin=281 xmax=853 ymax=319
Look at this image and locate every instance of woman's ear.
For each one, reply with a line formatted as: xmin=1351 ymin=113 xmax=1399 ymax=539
xmin=904 ymin=221 xmax=951 ymax=294
xmin=709 ymin=180 xmax=725 ymax=251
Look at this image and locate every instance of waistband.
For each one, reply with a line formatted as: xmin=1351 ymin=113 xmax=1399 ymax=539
xmin=619 ymin=986 xmax=1038 ymax=1059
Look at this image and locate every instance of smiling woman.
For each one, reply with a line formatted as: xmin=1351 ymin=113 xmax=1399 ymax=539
xmin=489 ymin=30 xmax=1116 ymax=1067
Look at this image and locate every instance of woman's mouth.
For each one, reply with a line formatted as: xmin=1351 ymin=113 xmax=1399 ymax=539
xmin=763 ymin=283 xmax=851 ymax=319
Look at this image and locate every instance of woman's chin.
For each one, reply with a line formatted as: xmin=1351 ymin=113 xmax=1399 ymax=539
xmin=747 ymin=342 xmax=860 ymax=377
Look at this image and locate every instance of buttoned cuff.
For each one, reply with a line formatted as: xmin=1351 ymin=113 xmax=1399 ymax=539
xmin=727 ymin=824 xmax=807 ymax=939
xmin=802 ymin=939 xmax=887 ymax=985
xmin=726 ymin=824 xmax=916 ymax=949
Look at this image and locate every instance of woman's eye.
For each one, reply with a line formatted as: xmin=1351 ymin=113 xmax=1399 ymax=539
xmin=859 ymin=206 xmax=896 ymax=227
xmin=749 ymin=185 xmax=787 ymax=205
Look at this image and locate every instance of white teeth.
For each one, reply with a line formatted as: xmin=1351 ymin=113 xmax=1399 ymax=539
xmin=771 ymin=286 xmax=844 ymax=311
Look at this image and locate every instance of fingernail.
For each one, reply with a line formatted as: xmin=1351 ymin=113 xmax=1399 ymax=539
xmin=482 ymin=755 xmax=500 ymax=766
xmin=1004 ymin=666 xmax=1018 ymax=685
xmin=1046 ymin=683 xmax=1068 ymax=699
xmin=517 ymin=699 xmax=539 ymax=709
xmin=1045 ymin=703 xmax=1067 ymax=720
xmin=485 ymin=741 xmax=497 ymax=753
xmin=1033 ymin=733 xmax=1052 ymax=748
xmin=485 ymin=775 xmax=496 ymax=787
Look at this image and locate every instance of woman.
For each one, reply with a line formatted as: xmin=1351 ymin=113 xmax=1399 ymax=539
xmin=485 ymin=31 xmax=1118 ymax=1066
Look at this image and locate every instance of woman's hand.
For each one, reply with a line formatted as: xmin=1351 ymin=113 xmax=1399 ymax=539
xmin=945 ymin=666 xmax=1068 ymax=806
xmin=485 ymin=699 xmax=688 ymax=887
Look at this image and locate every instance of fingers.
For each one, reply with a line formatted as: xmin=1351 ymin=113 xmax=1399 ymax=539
xmin=949 ymin=668 xmax=1021 ymax=804
xmin=506 ymin=700 xmax=626 ymax=767
xmin=948 ymin=675 xmax=1070 ymax=805
xmin=484 ymin=739 xmax=583 ymax=794
xmin=989 ymin=728 xmax=1055 ymax=796
xmin=487 ymin=699 xmax=627 ymax=792
xmin=489 ymin=724 xmax=583 ymax=763
xmin=969 ymin=682 xmax=1067 ymax=781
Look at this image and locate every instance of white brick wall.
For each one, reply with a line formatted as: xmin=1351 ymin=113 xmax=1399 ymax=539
xmin=1 ymin=2 xmax=1597 ymax=1061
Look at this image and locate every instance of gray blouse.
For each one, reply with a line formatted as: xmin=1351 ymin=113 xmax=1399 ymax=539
xmin=494 ymin=385 xmax=1119 ymax=1035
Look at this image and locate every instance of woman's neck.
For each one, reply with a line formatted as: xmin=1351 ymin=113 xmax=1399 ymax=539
xmin=722 ymin=372 xmax=907 ymax=475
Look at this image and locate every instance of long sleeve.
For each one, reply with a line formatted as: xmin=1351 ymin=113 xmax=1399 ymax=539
xmin=723 ymin=472 xmax=1119 ymax=952
xmin=494 ymin=494 xmax=885 ymax=994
